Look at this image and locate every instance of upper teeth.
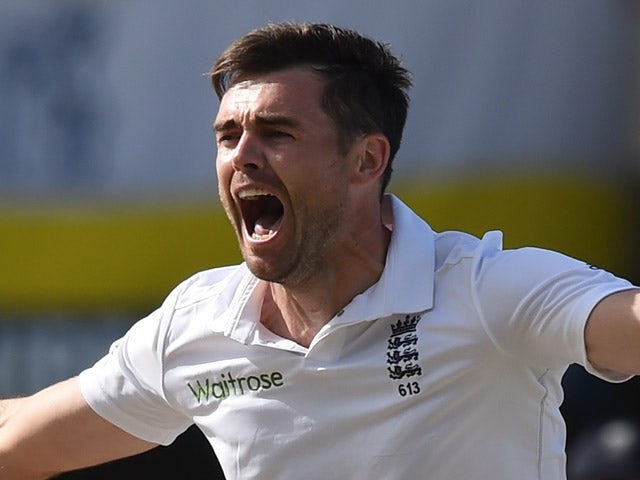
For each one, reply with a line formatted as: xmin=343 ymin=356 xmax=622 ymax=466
xmin=238 ymin=188 xmax=270 ymax=199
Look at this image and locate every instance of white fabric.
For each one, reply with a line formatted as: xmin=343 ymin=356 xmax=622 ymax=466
xmin=79 ymin=195 xmax=635 ymax=480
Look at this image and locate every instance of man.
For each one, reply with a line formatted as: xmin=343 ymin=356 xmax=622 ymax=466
xmin=1 ymin=22 xmax=639 ymax=480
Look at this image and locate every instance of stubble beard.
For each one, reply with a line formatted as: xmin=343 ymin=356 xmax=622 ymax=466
xmin=244 ymin=200 xmax=346 ymax=288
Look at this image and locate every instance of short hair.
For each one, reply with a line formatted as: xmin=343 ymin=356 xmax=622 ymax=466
xmin=210 ymin=22 xmax=412 ymax=194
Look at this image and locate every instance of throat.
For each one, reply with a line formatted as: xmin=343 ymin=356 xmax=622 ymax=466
xmin=260 ymin=284 xmax=329 ymax=348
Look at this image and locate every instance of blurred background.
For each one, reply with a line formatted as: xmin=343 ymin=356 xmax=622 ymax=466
xmin=1 ymin=0 xmax=639 ymax=478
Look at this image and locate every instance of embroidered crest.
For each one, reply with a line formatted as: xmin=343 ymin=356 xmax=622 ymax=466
xmin=387 ymin=314 xmax=423 ymax=396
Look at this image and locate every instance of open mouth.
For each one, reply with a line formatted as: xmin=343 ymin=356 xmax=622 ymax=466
xmin=238 ymin=189 xmax=285 ymax=240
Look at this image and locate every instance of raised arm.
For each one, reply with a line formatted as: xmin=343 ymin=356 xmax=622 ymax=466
xmin=585 ymin=288 xmax=640 ymax=376
xmin=0 ymin=377 xmax=156 ymax=480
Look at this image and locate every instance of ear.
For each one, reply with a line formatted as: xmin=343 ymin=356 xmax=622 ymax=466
xmin=350 ymin=133 xmax=390 ymax=186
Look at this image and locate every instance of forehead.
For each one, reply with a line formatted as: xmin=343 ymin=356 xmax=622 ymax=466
xmin=216 ymin=68 xmax=326 ymax=122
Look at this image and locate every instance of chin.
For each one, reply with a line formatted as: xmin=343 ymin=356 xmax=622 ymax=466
xmin=244 ymin=259 xmax=300 ymax=285
xmin=243 ymin=255 xmax=281 ymax=282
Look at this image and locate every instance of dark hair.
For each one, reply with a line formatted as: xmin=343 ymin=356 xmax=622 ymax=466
xmin=210 ymin=22 xmax=412 ymax=194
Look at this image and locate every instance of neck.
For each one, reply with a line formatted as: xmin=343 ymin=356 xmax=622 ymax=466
xmin=261 ymin=221 xmax=391 ymax=347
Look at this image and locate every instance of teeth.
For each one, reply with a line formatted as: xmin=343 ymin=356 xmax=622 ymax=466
xmin=238 ymin=188 xmax=271 ymax=199
xmin=251 ymin=230 xmax=274 ymax=240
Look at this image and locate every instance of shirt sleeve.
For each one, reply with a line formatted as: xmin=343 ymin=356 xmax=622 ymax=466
xmin=471 ymin=231 xmax=635 ymax=381
xmin=78 ymin=289 xmax=192 ymax=445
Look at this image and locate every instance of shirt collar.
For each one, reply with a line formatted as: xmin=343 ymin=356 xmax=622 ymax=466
xmin=330 ymin=194 xmax=435 ymax=325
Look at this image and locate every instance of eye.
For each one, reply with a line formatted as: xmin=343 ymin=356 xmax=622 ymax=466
xmin=216 ymin=132 xmax=240 ymax=146
xmin=265 ymin=129 xmax=294 ymax=142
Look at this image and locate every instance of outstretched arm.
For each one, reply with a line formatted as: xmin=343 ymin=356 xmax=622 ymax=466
xmin=0 ymin=377 xmax=156 ymax=480
xmin=585 ymin=288 xmax=640 ymax=376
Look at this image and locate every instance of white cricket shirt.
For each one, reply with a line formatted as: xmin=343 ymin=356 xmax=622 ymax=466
xmin=79 ymin=195 xmax=635 ymax=480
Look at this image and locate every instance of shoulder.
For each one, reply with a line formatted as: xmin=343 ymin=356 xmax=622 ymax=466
xmin=104 ymin=264 xmax=249 ymax=375
xmin=433 ymin=229 xmax=502 ymax=271
xmin=168 ymin=263 xmax=249 ymax=310
xmin=121 ymin=263 xmax=249 ymax=348
xmin=433 ymin=228 xmax=585 ymax=277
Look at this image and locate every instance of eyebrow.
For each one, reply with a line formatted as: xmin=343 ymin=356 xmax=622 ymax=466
xmin=213 ymin=119 xmax=237 ymax=133
xmin=213 ymin=113 xmax=301 ymax=133
xmin=255 ymin=113 xmax=300 ymax=128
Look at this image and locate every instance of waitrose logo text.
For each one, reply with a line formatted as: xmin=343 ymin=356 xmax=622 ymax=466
xmin=187 ymin=371 xmax=284 ymax=403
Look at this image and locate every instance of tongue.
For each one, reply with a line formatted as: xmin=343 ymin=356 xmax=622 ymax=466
xmin=254 ymin=213 xmax=280 ymax=236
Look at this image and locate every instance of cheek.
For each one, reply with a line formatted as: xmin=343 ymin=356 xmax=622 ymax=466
xmin=215 ymin=168 xmax=234 ymax=214
xmin=215 ymin=152 xmax=226 ymax=173
xmin=215 ymin=155 xmax=232 ymax=186
xmin=315 ymin=159 xmax=350 ymax=194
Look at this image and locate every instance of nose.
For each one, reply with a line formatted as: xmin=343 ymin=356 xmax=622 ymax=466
xmin=231 ymin=131 xmax=264 ymax=172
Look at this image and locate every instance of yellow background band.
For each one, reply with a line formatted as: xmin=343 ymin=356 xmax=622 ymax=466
xmin=1 ymin=174 xmax=635 ymax=313
xmin=1 ymin=201 xmax=240 ymax=312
